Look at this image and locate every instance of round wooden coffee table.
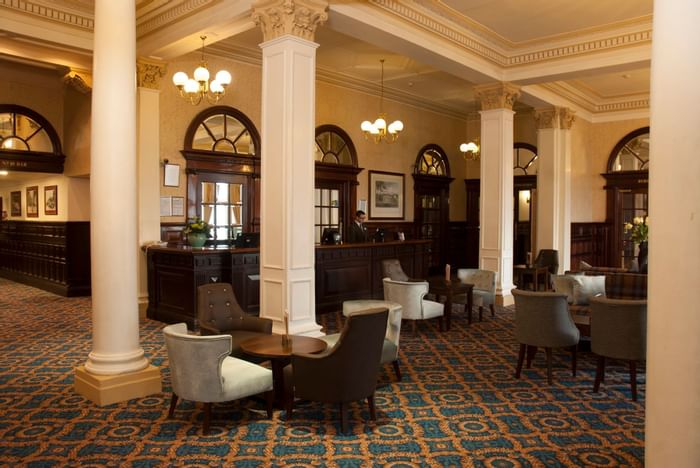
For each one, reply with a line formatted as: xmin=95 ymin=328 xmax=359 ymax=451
xmin=240 ymin=335 xmax=327 ymax=407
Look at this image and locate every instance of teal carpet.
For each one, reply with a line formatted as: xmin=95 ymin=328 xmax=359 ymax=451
xmin=0 ymin=278 xmax=644 ymax=466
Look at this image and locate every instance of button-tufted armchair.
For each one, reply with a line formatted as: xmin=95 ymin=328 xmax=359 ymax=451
xmin=456 ymin=268 xmax=496 ymax=320
xmin=383 ymin=278 xmax=444 ymax=333
xmin=163 ymin=323 xmax=273 ymax=434
xmin=197 ymin=283 xmax=273 ymax=359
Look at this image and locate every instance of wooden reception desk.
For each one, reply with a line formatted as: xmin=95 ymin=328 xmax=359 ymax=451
xmin=146 ymin=239 xmax=429 ymax=326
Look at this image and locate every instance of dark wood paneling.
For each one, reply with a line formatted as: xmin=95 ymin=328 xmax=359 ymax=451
xmin=0 ymin=220 xmax=90 ymax=296
xmin=570 ymin=222 xmax=611 ymax=270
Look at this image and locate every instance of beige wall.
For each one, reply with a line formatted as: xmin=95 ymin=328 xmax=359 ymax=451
xmin=63 ymin=86 xmax=92 ymax=177
xmin=0 ymin=175 xmax=89 ymax=222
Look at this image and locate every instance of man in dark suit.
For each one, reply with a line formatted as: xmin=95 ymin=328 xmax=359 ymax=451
xmin=347 ymin=210 xmax=369 ymax=243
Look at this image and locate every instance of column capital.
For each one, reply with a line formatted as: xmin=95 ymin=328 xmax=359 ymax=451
xmin=64 ymin=71 xmax=92 ymax=94
xmin=534 ymin=106 xmax=576 ymax=129
xmin=252 ymin=0 xmax=328 ymax=42
xmin=473 ymin=82 xmax=521 ymax=111
xmin=136 ymin=58 xmax=167 ymax=90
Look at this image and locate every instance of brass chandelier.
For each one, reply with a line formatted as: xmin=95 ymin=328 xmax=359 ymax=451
xmin=172 ymin=36 xmax=232 ymax=106
xmin=360 ymin=59 xmax=404 ymax=143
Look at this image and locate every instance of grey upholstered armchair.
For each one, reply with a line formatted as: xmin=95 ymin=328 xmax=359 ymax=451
xmin=512 ymin=289 xmax=580 ymax=385
xmin=590 ymin=296 xmax=647 ymax=401
xmin=197 ymin=283 xmax=273 ymax=358
xmin=285 ymin=308 xmax=389 ymax=433
xmin=162 ymin=323 xmax=273 ymax=434
xmin=321 ymin=300 xmax=404 ymax=381
xmin=456 ymin=268 xmax=496 ymax=320
xmin=381 ymin=259 xmax=411 ymax=282
xmin=383 ymin=277 xmax=444 ymax=333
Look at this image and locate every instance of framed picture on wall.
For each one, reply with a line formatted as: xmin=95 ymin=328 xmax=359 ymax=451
xmin=10 ymin=191 xmax=21 ymax=217
xmin=44 ymin=185 xmax=58 ymax=215
xmin=163 ymin=162 xmax=180 ymax=187
xmin=368 ymin=170 xmax=405 ymax=219
xmin=26 ymin=186 xmax=39 ymax=218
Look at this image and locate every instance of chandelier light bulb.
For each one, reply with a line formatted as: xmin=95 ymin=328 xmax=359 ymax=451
xmin=370 ymin=126 xmax=380 ymax=135
xmin=184 ymin=79 xmax=199 ymax=94
xmin=194 ymin=65 xmax=210 ymax=82
xmin=361 ymin=121 xmax=373 ymax=132
xmin=172 ymin=71 xmax=188 ymax=87
xmin=216 ymin=70 xmax=232 ymax=86
xmin=210 ymin=80 xmax=223 ymax=94
xmin=374 ymin=117 xmax=386 ymax=130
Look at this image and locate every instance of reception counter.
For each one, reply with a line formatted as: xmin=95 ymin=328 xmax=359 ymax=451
xmin=146 ymin=239 xmax=429 ymax=326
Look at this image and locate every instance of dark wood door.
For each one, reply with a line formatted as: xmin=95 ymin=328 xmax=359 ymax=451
xmin=603 ymin=171 xmax=648 ymax=268
xmin=413 ymin=174 xmax=453 ymax=275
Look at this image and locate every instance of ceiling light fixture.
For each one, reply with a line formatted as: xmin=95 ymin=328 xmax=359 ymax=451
xmin=361 ymin=59 xmax=404 ymax=143
xmin=459 ymin=138 xmax=480 ymax=161
xmin=172 ymin=35 xmax=232 ymax=106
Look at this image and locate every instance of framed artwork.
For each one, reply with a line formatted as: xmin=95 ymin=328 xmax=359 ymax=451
xmin=10 ymin=191 xmax=21 ymax=217
xmin=368 ymin=170 xmax=405 ymax=219
xmin=26 ymin=186 xmax=39 ymax=218
xmin=171 ymin=196 xmax=185 ymax=216
xmin=160 ymin=196 xmax=172 ymax=216
xmin=44 ymin=185 xmax=58 ymax=215
xmin=163 ymin=162 xmax=180 ymax=187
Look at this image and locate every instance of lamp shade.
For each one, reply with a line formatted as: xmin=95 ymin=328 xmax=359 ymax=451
xmin=172 ymin=71 xmax=188 ymax=87
xmin=215 ymin=70 xmax=232 ymax=86
xmin=194 ymin=65 xmax=210 ymax=82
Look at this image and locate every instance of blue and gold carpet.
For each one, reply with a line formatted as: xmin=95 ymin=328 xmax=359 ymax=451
xmin=0 ymin=278 xmax=644 ymax=466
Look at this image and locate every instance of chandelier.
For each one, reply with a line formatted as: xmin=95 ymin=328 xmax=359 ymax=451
xmin=172 ymin=35 xmax=232 ymax=105
xmin=360 ymin=59 xmax=404 ymax=143
xmin=460 ymin=138 xmax=480 ymax=161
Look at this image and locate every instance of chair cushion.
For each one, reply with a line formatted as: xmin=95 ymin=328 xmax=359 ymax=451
xmin=219 ymin=356 xmax=273 ymax=401
xmin=552 ymin=274 xmax=580 ymax=304
xmin=421 ymin=299 xmax=444 ymax=319
xmin=571 ymin=275 xmax=606 ymax=305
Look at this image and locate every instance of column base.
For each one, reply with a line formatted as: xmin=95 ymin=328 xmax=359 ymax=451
xmin=496 ymin=293 xmax=514 ymax=307
xmin=74 ymin=364 xmax=161 ymax=406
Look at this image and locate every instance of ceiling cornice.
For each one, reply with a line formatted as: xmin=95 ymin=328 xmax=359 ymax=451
xmin=0 ymin=0 xmax=93 ymax=30
xmin=541 ymin=82 xmax=649 ymax=117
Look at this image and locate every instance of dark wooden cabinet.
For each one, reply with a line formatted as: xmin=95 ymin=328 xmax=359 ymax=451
xmin=570 ymin=222 xmax=611 ymax=270
xmin=0 ymin=220 xmax=90 ymax=296
xmin=147 ymin=240 xmax=430 ymax=324
xmin=413 ymin=174 xmax=453 ymax=274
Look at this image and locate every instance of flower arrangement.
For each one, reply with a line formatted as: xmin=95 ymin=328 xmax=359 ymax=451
xmin=624 ymin=216 xmax=648 ymax=244
xmin=183 ymin=217 xmax=212 ymax=238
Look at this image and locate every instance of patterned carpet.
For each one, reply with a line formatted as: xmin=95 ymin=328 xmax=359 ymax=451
xmin=0 ymin=278 xmax=644 ymax=467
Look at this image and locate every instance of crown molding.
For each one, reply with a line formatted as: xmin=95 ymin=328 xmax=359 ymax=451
xmin=541 ymin=82 xmax=648 ymax=119
xmin=0 ymin=0 xmax=93 ymax=30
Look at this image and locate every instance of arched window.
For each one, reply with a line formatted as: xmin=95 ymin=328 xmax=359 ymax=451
xmin=415 ymin=144 xmax=450 ymax=176
xmin=607 ymin=127 xmax=649 ymax=172
xmin=182 ymin=106 xmax=261 ymax=244
xmin=0 ymin=104 xmax=64 ymax=173
xmin=313 ymin=125 xmax=361 ymax=244
xmin=513 ymin=142 xmax=538 ymax=175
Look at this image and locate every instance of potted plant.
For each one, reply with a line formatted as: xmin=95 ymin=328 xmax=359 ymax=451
xmin=183 ymin=217 xmax=212 ymax=248
xmin=624 ymin=216 xmax=648 ymax=272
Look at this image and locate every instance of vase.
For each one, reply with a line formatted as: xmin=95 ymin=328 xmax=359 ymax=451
xmin=187 ymin=232 xmax=208 ymax=248
xmin=637 ymin=241 xmax=648 ymax=273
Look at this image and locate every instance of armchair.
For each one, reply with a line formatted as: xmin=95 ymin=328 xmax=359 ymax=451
xmin=512 ymin=289 xmax=580 ymax=385
xmin=162 ymin=323 xmax=273 ymax=434
xmin=383 ymin=278 xmax=444 ymax=333
xmin=590 ymin=297 xmax=647 ymax=401
xmin=285 ymin=308 xmax=389 ymax=433
xmin=197 ymin=283 xmax=273 ymax=358
xmin=381 ymin=259 xmax=411 ymax=282
xmin=456 ymin=268 xmax=496 ymax=320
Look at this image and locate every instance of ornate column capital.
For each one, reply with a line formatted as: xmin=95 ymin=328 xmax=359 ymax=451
xmin=63 ymin=69 xmax=92 ymax=94
xmin=252 ymin=0 xmax=328 ymax=42
xmin=534 ymin=106 xmax=576 ymax=130
xmin=473 ymin=82 xmax=521 ymax=111
xmin=136 ymin=58 xmax=167 ymax=90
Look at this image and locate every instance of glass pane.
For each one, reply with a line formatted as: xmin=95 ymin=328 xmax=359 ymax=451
xmin=225 ymin=116 xmax=245 ymax=140
xmin=216 ymin=226 xmax=229 ymax=240
xmin=322 ymin=153 xmax=339 ymax=164
xmin=330 ymin=190 xmax=339 ymax=206
xmin=201 ymin=182 xmax=216 ymax=203
xmin=331 ymin=207 xmax=338 ymax=225
xmin=317 ymin=132 xmax=331 ymax=152
xmin=231 ymin=226 xmax=243 ymax=239
xmin=330 ymin=133 xmax=345 ymax=154
xmin=0 ymin=113 xmax=12 ymax=138
xmin=338 ymin=146 xmax=352 ymax=165
xmin=230 ymin=184 xmax=242 ymax=205
xmin=202 ymin=205 xmax=215 ymax=224
xmin=314 ymin=188 xmax=321 ymax=205
xmin=315 ymin=207 xmax=321 ymax=224
xmin=1 ymin=136 xmax=28 ymax=151
xmin=314 ymin=142 xmax=324 ymax=162
xmin=26 ymin=129 xmax=52 ymax=152
xmin=321 ymin=189 xmax=329 ymax=206
xmin=321 ymin=208 xmax=329 ymax=225
xmin=216 ymin=204 xmax=228 ymax=225
xmin=614 ymin=133 xmax=650 ymax=171
xmin=315 ymin=229 xmax=321 ymax=244
xmin=214 ymin=139 xmax=235 ymax=153
xmin=204 ymin=115 xmax=225 ymax=141
xmin=234 ymin=130 xmax=253 ymax=155
xmin=215 ymin=183 xmax=229 ymax=203
xmin=230 ymin=206 xmax=242 ymax=225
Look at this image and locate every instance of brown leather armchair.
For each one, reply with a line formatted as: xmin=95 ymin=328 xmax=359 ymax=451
xmin=285 ymin=307 xmax=388 ymax=433
xmin=197 ymin=283 xmax=273 ymax=358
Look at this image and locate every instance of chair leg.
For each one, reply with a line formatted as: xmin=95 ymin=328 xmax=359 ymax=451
xmin=594 ymin=355 xmax=605 ymax=393
xmin=438 ymin=316 xmax=444 ymax=332
xmin=571 ymin=345 xmax=577 ymax=377
xmin=265 ymin=391 xmax=273 ymax=419
xmin=467 ymin=304 xmax=473 ymax=325
xmin=526 ymin=345 xmax=537 ymax=368
xmin=168 ymin=394 xmax=179 ymax=418
xmin=411 ymin=320 xmax=417 ymax=335
xmin=629 ymin=360 xmax=638 ymax=402
xmin=490 ymin=304 xmax=496 ymax=317
xmin=203 ymin=402 xmax=212 ymax=435
xmin=515 ymin=343 xmax=526 ymax=379
xmin=367 ymin=394 xmax=377 ymax=421
xmin=392 ymin=360 xmax=402 ymax=381
xmin=478 ymin=306 xmax=484 ymax=322
xmin=339 ymin=402 xmax=349 ymax=434
xmin=545 ymin=347 xmax=553 ymax=385
xmin=285 ymin=392 xmax=294 ymax=420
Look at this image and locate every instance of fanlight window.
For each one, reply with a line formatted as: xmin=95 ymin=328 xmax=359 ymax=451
xmin=314 ymin=126 xmax=355 ymax=165
xmin=416 ymin=145 xmax=448 ymax=176
xmin=0 ymin=111 xmax=54 ymax=153
xmin=513 ymin=143 xmax=538 ymax=175
xmin=191 ymin=113 xmax=255 ymax=155
xmin=609 ymin=129 xmax=649 ymax=172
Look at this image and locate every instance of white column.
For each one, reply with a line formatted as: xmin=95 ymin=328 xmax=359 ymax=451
xmin=534 ymin=107 xmax=574 ymax=273
xmin=253 ymin=0 xmax=328 ymax=336
xmin=474 ymin=82 xmax=520 ymax=305
xmin=136 ymin=59 xmax=166 ymax=316
xmin=646 ymin=0 xmax=700 ymax=465
xmin=74 ymin=0 xmax=160 ymax=405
